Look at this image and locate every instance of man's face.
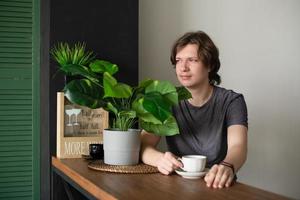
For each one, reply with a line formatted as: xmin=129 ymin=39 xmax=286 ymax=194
xmin=175 ymin=44 xmax=210 ymax=89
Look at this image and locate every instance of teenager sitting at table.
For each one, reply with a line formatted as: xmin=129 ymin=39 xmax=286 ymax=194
xmin=140 ymin=31 xmax=248 ymax=189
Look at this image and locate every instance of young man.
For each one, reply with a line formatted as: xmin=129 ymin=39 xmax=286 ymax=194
xmin=140 ymin=31 xmax=248 ymax=189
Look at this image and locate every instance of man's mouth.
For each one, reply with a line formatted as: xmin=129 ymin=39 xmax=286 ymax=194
xmin=179 ymin=75 xmax=192 ymax=80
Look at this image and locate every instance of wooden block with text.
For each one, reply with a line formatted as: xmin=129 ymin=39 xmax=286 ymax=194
xmin=56 ymin=92 xmax=109 ymax=158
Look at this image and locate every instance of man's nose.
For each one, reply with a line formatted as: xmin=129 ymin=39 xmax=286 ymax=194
xmin=180 ymin=60 xmax=190 ymax=71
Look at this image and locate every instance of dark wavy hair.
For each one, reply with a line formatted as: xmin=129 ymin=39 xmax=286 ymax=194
xmin=170 ymin=31 xmax=221 ymax=85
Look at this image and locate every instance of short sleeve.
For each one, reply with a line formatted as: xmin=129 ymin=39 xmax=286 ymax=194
xmin=225 ymin=95 xmax=248 ymax=128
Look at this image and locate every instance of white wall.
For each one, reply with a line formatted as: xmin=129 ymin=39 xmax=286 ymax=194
xmin=139 ymin=0 xmax=300 ymax=198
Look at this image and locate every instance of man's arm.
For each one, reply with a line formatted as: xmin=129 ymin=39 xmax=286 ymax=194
xmin=140 ymin=131 xmax=183 ymax=175
xmin=204 ymin=125 xmax=248 ymax=188
xmin=140 ymin=131 xmax=163 ymax=166
xmin=223 ymin=125 xmax=248 ymax=172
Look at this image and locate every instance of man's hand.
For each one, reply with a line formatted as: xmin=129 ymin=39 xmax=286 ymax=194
xmin=156 ymin=152 xmax=183 ymax=175
xmin=204 ymin=164 xmax=235 ymax=188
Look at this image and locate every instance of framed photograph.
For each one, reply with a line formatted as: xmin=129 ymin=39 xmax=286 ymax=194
xmin=56 ymin=92 xmax=109 ymax=158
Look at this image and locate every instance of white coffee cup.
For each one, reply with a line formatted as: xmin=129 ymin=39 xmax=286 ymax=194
xmin=178 ymin=155 xmax=207 ymax=172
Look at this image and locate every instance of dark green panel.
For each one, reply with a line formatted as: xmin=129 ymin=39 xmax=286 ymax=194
xmin=0 ymin=186 xmax=32 ymax=193
xmin=0 ymin=0 xmax=40 ymax=198
xmin=0 ymin=130 xmax=32 ymax=136
xmin=0 ymin=11 xmax=32 ymax=18
xmin=0 ymin=94 xmax=32 ymax=100
xmin=0 ymin=47 xmax=31 ymax=53
xmin=0 ymin=105 xmax=32 ymax=110
xmin=0 ymin=180 xmax=32 ymax=187
xmin=0 ymin=116 xmax=32 ymax=121
xmin=0 ymin=175 xmax=32 ymax=183
xmin=0 ymin=63 xmax=32 ymax=68
xmin=0 ymin=161 xmax=32 ymax=167
xmin=0 ymin=89 xmax=31 ymax=94
xmin=0 ymin=57 xmax=32 ymax=63
xmin=0 ymin=140 xmax=32 ymax=145
xmin=0 ymin=52 xmax=32 ymax=58
xmin=0 ymin=191 xmax=32 ymax=198
xmin=0 ymin=21 xmax=32 ymax=28
xmin=0 ymin=80 xmax=32 ymax=89
xmin=0 ymin=99 xmax=32 ymax=104
xmin=0 ymin=165 xmax=33 ymax=173
xmin=0 ymin=26 xmax=32 ymax=33
xmin=0 ymin=156 xmax=32 ymax=162
xmin=0 ymin=1 xmax=32 ymax=8
xmin=0 ymin=6 xmax=32 ymax=13
xmin=0 ymin=16 xmax=32 ymax=23
xmin=0 ymin=38 xmax=32 ymax=44
xmin=0 ymin=150 xmax=32 ymax=156
xmin=0 ymin=125 xmax=32 ymax=131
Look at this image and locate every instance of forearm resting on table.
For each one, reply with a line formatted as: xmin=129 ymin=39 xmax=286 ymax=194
xmin=223 ymin=144 xmax=247 ymax=173
xmin=140 ymin=131 xmax=163 ymax=167
xmin=223 ymin=125 xmax=248 ymax=173
xmin=140 ymin=144 xmax=164 ymax=167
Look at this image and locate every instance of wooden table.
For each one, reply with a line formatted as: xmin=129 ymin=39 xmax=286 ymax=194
xmin=51 ymin=156 xmax=290 ymax=200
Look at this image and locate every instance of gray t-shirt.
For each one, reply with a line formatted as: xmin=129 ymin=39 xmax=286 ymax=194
xmin=166 ymin=86 xmax=248 ymax=167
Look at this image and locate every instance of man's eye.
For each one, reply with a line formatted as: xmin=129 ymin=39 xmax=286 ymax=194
xmin=189 ymin=58 xmax=198 ymax=62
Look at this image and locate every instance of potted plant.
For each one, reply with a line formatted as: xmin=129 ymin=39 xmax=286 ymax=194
xmin=51 ymin=42 xmax=191 ymax=165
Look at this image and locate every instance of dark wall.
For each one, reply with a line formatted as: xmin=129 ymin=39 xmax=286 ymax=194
xmin=49 ymin=0 xmax=138 ymax=199
xmin=50 ymin=0 xmax=139 ymax=155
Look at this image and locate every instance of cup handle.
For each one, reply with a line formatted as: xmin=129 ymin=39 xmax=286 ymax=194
xmin=177 ymin=157 xmax=184 ymax=170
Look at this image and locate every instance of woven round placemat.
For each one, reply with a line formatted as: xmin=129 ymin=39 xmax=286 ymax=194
xmin=88 ymin=160 xmax=158 ymax=174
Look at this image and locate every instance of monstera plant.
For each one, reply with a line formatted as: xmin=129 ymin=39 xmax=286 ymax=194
xmin=51 ymin=42 xmax=191 ymax=165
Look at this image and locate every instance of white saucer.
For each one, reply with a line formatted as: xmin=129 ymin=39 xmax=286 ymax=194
xmin=175 ymin=168 xmax=209 ymax=179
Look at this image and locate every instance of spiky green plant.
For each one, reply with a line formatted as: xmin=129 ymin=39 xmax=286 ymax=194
xmin=51 ymin=42 xmax=95 ymax=66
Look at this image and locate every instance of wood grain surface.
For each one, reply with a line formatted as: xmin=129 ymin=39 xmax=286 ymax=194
xmin=52 ymin=157 xmax=291 ymax=200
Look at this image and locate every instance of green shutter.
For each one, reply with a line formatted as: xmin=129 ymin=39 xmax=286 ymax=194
xmin=0 ymin=0 xmax=40 ymax=199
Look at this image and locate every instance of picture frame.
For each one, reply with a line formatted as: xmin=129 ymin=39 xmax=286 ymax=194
xmin=56 ymin=92 xmax=109 ymax=158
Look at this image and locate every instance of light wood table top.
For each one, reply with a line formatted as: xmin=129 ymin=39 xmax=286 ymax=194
xmin=52 ymin=156 xmax=291 ymax=200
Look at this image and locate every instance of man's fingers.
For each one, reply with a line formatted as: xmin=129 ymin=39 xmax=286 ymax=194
xmin=165 ymin=152 xmax=183 ymax=168
xmin=204 ymin=173 xmax=214 ymax=187
xmin=210 ymin=164 xmax=219 ymax=174
xmin=213 ymin=165 xmax=225 ymax=188
xmin=170 ymin=156 xmax=183 ymax=168
xmin=225 ymin=175 xmax=235 ymax=187
xmin=218 ymin=170 xmax=230 ymax=188
xmin=205 ymin=165 xmax=218 ymax=187
xmin=205 ymin=164 xmax=236 ymax=189
xmin=158 ymin=166 xmax=170 ymax=175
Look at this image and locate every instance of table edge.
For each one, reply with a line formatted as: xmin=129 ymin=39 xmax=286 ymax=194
xmin=52 ymin=156 xmax=117 ymax=200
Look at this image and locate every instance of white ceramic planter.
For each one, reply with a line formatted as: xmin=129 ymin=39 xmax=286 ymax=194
xmin=103 ymin=129 xmax=141 ymax=165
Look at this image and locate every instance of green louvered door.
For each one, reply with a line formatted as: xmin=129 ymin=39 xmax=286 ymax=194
xmin=0 ymin=0 xmax=40 ymax=199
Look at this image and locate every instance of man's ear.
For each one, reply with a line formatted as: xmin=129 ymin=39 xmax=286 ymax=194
xmin=207 ymin=66 xmax=211 ymax=73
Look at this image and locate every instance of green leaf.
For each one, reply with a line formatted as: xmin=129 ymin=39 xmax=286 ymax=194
xmin=51 ymin=42 xmax=95 ymax=67
xmin=106 ymin=102 xmax=118 ymax=115
xmin=103 ymin=72 xmax=132 ymax=98
xmin=64 ymin=79 xmax=106 ymax=109
xmin=132 ymin=97 xmax=162 ymax=124
xmin=145 ymin=80 xmax=176 ymax=95
xmin=141 ymin=116 xmax=179 ymax=136
xmin=176 ymin=86 xmax=192 ymax=101
xmin=89 ymin=60 xmax=119 ymax=75
xmin=145 ymin=80 xmax=178 ymax=105
xmin=60 ymin=64 xmax=99 ymax=84
xmin=163 ymin=92 xmax=178 ymax=105
xmin=118 ymin=110 xmax=136 ymax=119
xmin=138 ymin=79 xmax=155 ymax=89
xmin=133 ymin=79 xmax=154 ymax=94
xmin=143 ymin=92 xmax=172 ymax=123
